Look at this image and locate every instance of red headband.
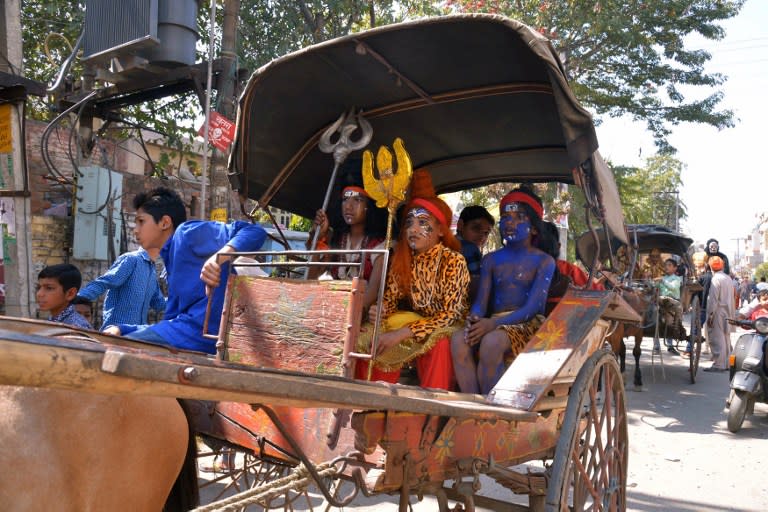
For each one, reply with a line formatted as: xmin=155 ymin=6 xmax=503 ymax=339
xmin=409 ymin=198 xmax=448 ymax=227
xmin=342 ymin=186 xmax=370 ymax=198
xmin=500 ymin=191 xmax=543 ymax=219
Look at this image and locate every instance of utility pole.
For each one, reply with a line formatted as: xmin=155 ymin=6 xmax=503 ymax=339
xmin=732 ymin=237 xmax=746 ymax=271
xmin=209 ymin=0 xmax=241 ymax=218
xmin=0 ymin=0 xmax=36 ymax=317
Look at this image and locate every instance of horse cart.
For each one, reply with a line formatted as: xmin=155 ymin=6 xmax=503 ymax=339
xmin=576 ymin=224 xmax=705 ymax=385
xmin=0 ymin=15 xmax=641 ymax=512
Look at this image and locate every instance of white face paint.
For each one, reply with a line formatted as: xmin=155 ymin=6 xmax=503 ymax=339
xmin=341 ymin=191 xmax=367 ymax=226
xmin=405 ymin=207 xmax=440 ymax=253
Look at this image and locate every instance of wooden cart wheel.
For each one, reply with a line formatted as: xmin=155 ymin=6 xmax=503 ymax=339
xmin=545 ymin=349 xmax=628 ymax=512
xmin=688 ymin=296 xmax=703 ymax=384
xmin=198 ymin=445 xmax=350 ymax=511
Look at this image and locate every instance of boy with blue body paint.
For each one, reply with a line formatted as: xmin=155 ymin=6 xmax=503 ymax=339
xmin=451 ymin=187 xmax=555 ymax=394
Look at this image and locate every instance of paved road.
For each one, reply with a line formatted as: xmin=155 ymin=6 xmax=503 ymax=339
xmin=621 ymin=332 xmax=767 ymax=512
xmin=199 ymin=331 xmax=768 ymax=511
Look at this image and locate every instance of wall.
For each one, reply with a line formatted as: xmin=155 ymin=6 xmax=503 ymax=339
xmin=20 ymin=118 xmax=204 ymax=322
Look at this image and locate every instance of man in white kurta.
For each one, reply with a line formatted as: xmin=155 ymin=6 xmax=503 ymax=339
xmin=705 ymin=256 xmax=735 ymax=371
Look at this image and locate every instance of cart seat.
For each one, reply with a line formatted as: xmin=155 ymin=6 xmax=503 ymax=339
xmin=216 ymin=274 xmax=365 ymax=378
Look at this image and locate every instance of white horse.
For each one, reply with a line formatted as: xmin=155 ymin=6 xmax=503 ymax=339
xmin=0 ymin=386 xmax=198 ymax=511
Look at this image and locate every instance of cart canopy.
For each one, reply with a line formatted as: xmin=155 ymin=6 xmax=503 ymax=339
xmin=576 ymin=224 xmax=693 ymax=269
xmin=229 ymin=15 xmax=626 ymax=244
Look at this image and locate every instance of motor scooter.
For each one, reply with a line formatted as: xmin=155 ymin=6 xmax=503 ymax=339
xmin=726 ymin=316 xmax=768 ymax=433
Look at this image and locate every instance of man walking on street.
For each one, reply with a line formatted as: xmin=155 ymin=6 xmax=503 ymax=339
xmin=704 ymin=256 xmax=735 ymax=372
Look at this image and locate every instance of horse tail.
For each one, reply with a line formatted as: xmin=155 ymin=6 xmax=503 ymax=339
xmin=164 ymin=399 xmax=200 ymax=512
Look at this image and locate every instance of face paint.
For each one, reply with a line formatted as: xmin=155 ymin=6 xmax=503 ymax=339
xmin=341 ymin=191 xmax=368 ymax=225
xmin=499 ymin=206 xmax=531 ymax=245
xmin=405 ymin=208 xmax=438 ymax=252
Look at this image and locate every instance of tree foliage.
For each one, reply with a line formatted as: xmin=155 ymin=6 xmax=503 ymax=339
xmin=22 ymin=1 xmax=744 ymax=153
xmin=19 ymin=1 xmax=736 ymax=237
xmin=443 ymin=0 xmax=744 ymax=153
xmin=613 ymin=154 xmax=686 ymax=229
xmin=754 ymin=263 xmax=768 ymax=282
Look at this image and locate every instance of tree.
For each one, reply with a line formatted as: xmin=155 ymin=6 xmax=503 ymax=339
xmin=234 ymin=1 xmax=442 ymax=72
xmin=613 ymin=154 xmax=686 ymax=228
xmin=443 ymin=0 xmax=744 ymax=153
xmin=754 ymin=263 xmax=768 ymax=282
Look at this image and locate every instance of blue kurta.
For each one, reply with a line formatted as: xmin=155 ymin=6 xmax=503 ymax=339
xmin=117 ymin=220 xmax=266 ymax=353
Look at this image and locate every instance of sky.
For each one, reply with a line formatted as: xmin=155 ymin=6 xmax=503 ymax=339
xmin=595 ymin=0 xmax=768 ymax=263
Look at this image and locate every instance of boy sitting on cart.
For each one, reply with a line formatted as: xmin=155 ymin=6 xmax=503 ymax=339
xmin=451 ymin=187 xmax=555 ymax=394
xmin=654 ymin=257 xmax=686 ymax=355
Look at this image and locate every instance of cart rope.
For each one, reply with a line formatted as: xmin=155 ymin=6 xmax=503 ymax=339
xmin=192 ymin=461 xmax=339 ymax=512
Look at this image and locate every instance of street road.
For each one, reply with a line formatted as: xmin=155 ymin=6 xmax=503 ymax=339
xmin=199 ymin=331 xmax=768 ymax=511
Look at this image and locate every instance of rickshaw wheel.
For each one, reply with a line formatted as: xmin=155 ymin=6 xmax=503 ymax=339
xmin=688 ymin=296 xmax=703 ymax=383
xmin=198 ymin=445 xmax=347 ymax=511
xmin=545 ymin=349 xmax=628 ymax=512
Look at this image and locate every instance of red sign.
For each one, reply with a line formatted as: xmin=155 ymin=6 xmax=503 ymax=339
xmin=198 ymin=111 xmax=236 ymax=152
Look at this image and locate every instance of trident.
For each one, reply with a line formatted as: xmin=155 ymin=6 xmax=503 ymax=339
xmin=307 ymin=109 xmax=373 ymax=255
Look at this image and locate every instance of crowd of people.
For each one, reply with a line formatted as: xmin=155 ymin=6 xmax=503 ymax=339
xmin=36 ymin=167 xmax=575 ymax=397
xmin=35 ymin=166 xmax=764 ymax=396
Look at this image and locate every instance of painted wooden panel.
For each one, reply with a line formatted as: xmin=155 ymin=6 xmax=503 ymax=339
xmin=220 ymin=276 xmax=364 ymax=376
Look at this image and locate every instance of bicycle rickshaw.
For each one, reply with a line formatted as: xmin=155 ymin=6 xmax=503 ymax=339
xmin=0 ymin=15 xmax=641 ymax=512
xmin=576 ymin=224 xmax=705 ymax=385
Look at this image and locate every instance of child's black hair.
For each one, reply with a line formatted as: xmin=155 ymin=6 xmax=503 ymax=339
xmin=537 ymin=221 xmax=561 ymax=260
xmin=664 ymin=258 xmax=678 ymax=267
xmin=459 ymin=205 xmax=495 ymax=225
xmin=133 ymin=186 xmax=188 ymax=229
xmin=71 ymin=296 xmax=92 ymax=306
xmin=38 ymin=264 xmax=82 ymax=292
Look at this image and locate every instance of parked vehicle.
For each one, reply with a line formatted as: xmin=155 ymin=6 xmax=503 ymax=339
xmin=726 ymin=317 xmax=768 ymax=433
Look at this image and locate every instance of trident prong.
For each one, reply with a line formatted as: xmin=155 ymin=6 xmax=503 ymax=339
xmin=319 ymin=109 xmax=373 ymax=165
xmin=306 ymin=109 xmax=374 ymax=277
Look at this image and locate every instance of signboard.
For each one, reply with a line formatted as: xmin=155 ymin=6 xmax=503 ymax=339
xmin=197 ymin=111 xmax=235 ymax=152
xmin=210 ymin=208 xmax=227 ymax=222
xmin=0 ymin=104 xmax=12 ymax=154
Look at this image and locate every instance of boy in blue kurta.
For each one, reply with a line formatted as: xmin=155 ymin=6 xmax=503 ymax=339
xmin=102 ymin=187 xmax=266 ymax=354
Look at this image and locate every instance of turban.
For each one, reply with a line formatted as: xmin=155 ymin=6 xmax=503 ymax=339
xmin=709 ymin=256 xmax=724 ymax=271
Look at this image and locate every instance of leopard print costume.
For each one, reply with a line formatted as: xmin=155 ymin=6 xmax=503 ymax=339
xmin=357 ymin=243 xmax=469 ymax=370
xmin=496 ymin=314 xmax=544 ymax=365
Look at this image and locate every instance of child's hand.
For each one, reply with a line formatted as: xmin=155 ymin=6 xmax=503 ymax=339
xmin=366 ymin=304 xmax=381 ymax=324
xmin=314 ymin=210 xmax=329 ymax=235
xmin=103 ymin=325 xmax=121 ymax=336
xmin=200 ymin=255 xmax=223 ymax=290
xmin=201 ymin=245 xmax=237 ymax=291
xmin=466 ymin=317 xmax=495 ymax=345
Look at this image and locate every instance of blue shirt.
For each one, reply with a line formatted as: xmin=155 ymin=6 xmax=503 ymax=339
xmin=459 ymin=237 xmax=482 ymax=276
xmin=117 ymin=220 xmax=266 ymax=353
xmin=50 ymin=304 xmax=93 ymax=330
xmin=78 ymin=249 xmax=166 ymax=330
